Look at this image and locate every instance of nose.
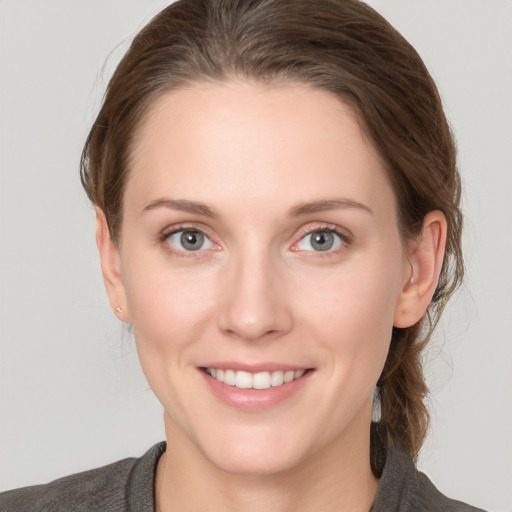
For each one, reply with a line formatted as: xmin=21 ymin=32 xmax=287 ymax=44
xmin=217 ymin=248 xmax=293 ymax=342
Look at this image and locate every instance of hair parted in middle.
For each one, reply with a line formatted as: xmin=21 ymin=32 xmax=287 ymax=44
xmin=81 ymin=0 xmax=463 ymax=473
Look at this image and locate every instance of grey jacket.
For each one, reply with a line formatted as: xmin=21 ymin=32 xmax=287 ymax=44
xmin=0 ymin=442 xmax=485 ymax=511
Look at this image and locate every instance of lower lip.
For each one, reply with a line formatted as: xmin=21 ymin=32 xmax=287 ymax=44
xmin=199 ymin=369 xmax=314 ymax=412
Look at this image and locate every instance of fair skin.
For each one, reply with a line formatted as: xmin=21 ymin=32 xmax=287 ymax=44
xmin=97 ymin=82 xmax=446 ymax=512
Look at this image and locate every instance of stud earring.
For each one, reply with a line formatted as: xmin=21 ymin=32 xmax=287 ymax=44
xmin=115 ymin=306 xmax=123 ymax=314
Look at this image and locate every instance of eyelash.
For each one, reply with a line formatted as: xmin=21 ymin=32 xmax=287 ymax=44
xmin=158 ymin=223 xmax=352 ymax=257
xmin=291 ymin=224 xmax=352 ymax=256
xmin=158 ymin=224 xmax=218 ymax=258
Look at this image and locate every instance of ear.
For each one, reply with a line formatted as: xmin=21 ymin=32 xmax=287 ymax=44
xmin=95 ymin=209 xmax=131 ymax=322
xmin=393 ymin=210 xmax=447 ymax=328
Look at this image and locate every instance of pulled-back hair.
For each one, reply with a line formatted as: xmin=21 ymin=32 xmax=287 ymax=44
xmin=81 ymin=0 xmax=463 ymax=471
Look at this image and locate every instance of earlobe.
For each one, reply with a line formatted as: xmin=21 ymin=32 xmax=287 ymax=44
xmin=393 ymin=210 xmax=447 ymax=328
xmin=95 ymin=209 xmax=130 ymax=322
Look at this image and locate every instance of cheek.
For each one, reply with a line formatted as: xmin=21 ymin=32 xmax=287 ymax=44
xmin=298 ymin=252 xmax=404 ymax=372
xmin=121 ymin=264 xmax=220 ymax=421
xmin=122 ymin=257 xmax=217 ymax=362
xmin=304 ymin=259 xmax=401 ymax=329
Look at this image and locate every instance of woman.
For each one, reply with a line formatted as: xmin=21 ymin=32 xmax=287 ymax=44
xmin=0 ymin=0 xmax=490 ymax=510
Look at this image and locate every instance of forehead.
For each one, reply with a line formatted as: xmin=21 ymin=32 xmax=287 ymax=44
xmin=126 ymin=81 xmax=394 ymax=217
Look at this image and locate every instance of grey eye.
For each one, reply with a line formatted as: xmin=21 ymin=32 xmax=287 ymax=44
xmin=310 ymin=231 xmax=335 ymax=251
xmin=296 ymin=230 xmax=342 ymax=252
xmin=167 ymin=230 xmax=213 ymax=251
xmin=180 ymin=231 xmax=204 ymax=251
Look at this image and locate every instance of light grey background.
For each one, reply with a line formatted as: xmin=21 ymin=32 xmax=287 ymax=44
xmin=0 ymin=1 xmax=510 ymax=510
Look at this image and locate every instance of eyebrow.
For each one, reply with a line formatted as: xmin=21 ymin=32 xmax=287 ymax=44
xmin=141 ymin=197 xmax=372 ymax=218
xmin=289 ymin=199 xmax=373 ymax=216
xmin=141 ymin=199 xmax=218 ymax=218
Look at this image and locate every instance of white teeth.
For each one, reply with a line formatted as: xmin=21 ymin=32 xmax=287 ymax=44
xmin=253 ymin=372 xmax=271 ymax=389
xmin=224 ymin=369 xmax=236 ymax=386
xmin=270 ymin=370 xmax=284 ymax=386
xmin=206 ymin=368 xmax=307 ymax=389
xmin=235 ymin=371 xmax=253 ymax=389
xmin=283 ymin=370 xmax=295 ymax=383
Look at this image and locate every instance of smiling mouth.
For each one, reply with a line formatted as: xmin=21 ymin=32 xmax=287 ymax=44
xmin=203 ymin=368 xmax=309 ymax=389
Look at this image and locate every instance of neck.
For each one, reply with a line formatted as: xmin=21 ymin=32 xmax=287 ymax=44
xmin=155 ymin=415 xmax=379 ymax=512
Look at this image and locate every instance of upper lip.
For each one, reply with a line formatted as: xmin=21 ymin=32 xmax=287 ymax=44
xmin=199 ymin=362 xmax=313 ymax=373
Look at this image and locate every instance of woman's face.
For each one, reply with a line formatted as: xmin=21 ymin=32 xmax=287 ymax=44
xmin=112 ymin=82 xmax=412 ymax=474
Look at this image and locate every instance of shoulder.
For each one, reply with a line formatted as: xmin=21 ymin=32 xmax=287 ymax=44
xmin=413 ymin=472 xmax=486 ymax=512
xmin=373 ymin=442 xmax=487 ymax=512
xmin=0 ymin=458 xmax=136 ymax=512
xmin=0 ymin=442 xmax=165 ymax=512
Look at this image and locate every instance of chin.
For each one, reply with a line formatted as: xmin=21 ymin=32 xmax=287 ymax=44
xmin=197 ymin=423 xmax=314 ymax=477
xmin=209 ymin=445 xmax=303 ymax=477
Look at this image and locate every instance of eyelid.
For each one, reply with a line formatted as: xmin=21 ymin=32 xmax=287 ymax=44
xmin=158 ymin=223 xmax=221 ymax=254
xmin=159 ymin=220 xmax=215 ymax=237
xmin=157 ymin=222 xmax=351 ymax=256
xmin=290 ymin=223 xmax=352 ymax=252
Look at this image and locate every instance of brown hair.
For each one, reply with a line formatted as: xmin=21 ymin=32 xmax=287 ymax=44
xmin=81 ymin=0 xmax=463 ymax=470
